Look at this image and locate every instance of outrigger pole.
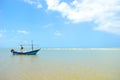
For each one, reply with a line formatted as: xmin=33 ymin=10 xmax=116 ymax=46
xmin=31 ymin=40 xmax=33 ymax=51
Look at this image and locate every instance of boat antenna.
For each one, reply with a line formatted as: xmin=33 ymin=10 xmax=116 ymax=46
xmin=32 ymin=40 xmax=33 ymax=51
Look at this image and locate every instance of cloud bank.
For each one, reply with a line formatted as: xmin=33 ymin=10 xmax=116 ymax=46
xmin=46 ymin=0 xmax=120 ymax=35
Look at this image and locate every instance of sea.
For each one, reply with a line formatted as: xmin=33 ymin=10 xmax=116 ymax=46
xmin=0 ymin=48 xmax=120 ymax=80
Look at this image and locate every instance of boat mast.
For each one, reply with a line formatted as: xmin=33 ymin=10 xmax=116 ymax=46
xmin=32 ymin=40 xmax=33 ymax=51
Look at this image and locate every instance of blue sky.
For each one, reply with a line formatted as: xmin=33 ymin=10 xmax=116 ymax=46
xmin=0 ymin=0 xmax=120 ymax=48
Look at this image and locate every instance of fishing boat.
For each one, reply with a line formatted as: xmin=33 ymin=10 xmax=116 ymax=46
xmin=11 ymin=49 xmax=40 ymax=55
xmin=10 ymin=41 xmax=40 ymax=55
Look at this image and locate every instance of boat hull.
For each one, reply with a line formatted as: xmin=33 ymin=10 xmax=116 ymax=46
xmin=12 ymin=49 xmax=40 ymax=55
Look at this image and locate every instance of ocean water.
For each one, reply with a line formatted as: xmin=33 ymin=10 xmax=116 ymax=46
xmin=0 ymin=48 xmax=120 ymax=80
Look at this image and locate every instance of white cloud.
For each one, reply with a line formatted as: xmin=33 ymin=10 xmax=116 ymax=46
xmin=0 ymin=33 xmax=3 ymax=38
xmin=17 ymin=30 xmax=29 ymax=35
xmin=37 ymin=4 xmax=42 ymax=8
xmin=46 ymin=0 xmax=120 ymax=35
xmin=0 ymin=29 xmax=6 ymax=33
xmin=24 ymin=0 xmax=35 ymax=4
xmin=54 ymin=31 xmax=62 ymax=36
xmin=24 ymin=0 xmax=42 ymax=8
xmin=0 ymin=29 xmax=6 ymax=38
xmin=43 ymin=23 xmax=53 ymax=28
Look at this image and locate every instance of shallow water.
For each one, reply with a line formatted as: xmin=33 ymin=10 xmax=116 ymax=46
xmin=0 ymin=48 xmax=120 ymax=80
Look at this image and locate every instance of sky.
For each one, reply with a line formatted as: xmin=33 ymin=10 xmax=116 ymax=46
xmin=0 ymin=0 xmax=120 ymax=48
